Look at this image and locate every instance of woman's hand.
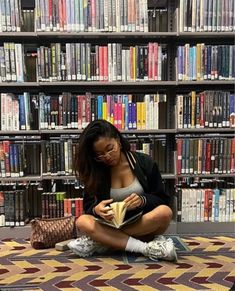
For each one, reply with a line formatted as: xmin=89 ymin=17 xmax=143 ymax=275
xmin=124 ymin=193 xmax=143 ymax=210
xmin=94 ymin=199 xmax=114 ymax=221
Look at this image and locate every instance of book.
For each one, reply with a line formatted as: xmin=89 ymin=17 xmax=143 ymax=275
xmin=95 ymin=201 xmax=142 ymax=229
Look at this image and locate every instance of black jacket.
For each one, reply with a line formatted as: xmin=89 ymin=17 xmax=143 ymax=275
xmin=83 ymin=151 xmax=171 ymax=215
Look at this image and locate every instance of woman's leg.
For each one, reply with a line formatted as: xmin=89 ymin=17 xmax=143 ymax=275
xmin=76 ymin=205 xmax=172 ymax=248
xmin=77 ymin=214 xmax=129 ymax=249
xmin=73 ymin=204 xmax=177 ymax=261
xmin=123 ymin=205 xmax=173 ymax=238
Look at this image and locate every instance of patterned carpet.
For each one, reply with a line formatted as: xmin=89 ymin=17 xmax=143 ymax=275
xmin=0 ymin=235 xmax=234 ymax=291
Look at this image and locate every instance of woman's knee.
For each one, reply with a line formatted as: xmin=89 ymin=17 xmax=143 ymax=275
xmin=76 ymin=214 xmax=95 ymax=233
xmin=152 ymin=205 xmax=173 ymax=223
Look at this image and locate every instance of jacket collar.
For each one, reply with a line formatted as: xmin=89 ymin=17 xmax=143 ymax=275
xmin=125 ymin=151 xmax=136 ymax=171
xmin=125 ymin=151 xmax=149 ymax=192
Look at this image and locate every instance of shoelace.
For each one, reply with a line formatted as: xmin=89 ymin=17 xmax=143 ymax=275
xmin=148 ymin=240 xmax=168 ymax=257
xmin=154 ymin=236 xmax=174 ymax=247
xmin=74 ymin=236 xmax=94 ymax=247
xmin=166 ymin=238 xmax=174 ymax=244
xmin=75 ymin=236 xmax=103 ymax=251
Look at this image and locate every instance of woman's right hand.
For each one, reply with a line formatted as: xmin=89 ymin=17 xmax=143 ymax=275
xmin=94 ymin=199 xmax=114 ymax=221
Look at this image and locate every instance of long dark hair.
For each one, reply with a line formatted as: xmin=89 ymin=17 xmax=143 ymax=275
xmin=75 ymin=119 xmax=130 ymax=194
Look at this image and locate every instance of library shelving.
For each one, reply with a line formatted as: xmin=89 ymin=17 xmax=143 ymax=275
xmin=0 ymin=0 xmax=234 ymax=237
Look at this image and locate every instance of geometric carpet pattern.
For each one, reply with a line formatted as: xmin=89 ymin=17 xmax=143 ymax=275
xmin=0 ymin=235 xmax=234 ymax=291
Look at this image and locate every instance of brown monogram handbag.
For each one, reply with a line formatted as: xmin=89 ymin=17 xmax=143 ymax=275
xmin=30 ymin=216 xmax=76 ymax=249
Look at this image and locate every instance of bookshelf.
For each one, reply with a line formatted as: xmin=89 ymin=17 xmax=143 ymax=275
xmin=0 ymin=0 xmax=234 ymax=237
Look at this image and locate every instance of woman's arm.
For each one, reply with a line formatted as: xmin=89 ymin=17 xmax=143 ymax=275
xmin=83 ymin=191 xmax=99 ymax=216
xmin=139 ymin=162 xmax=171 ymax=211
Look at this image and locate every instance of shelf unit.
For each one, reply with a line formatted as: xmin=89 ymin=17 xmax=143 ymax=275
xmin=2 ymin=221 xmax=234 ymax=239
xmin=0 ymin=0 xmax=234 ymax=237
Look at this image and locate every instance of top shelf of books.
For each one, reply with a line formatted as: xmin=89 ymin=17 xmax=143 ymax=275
xmin=1 ymin=0 xmax=234 ymax=37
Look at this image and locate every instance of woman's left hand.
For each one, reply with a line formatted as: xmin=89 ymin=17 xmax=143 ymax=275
xmin=124 ymin=193 xmax=142 ymax=210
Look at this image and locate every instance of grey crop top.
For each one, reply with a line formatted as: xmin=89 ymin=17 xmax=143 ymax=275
xmin=110 ymin=177 xmax=144 ymax=201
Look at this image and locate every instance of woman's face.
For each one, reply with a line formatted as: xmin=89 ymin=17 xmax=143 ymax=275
xmin=93 ymin=137 xmax=121 ymax=166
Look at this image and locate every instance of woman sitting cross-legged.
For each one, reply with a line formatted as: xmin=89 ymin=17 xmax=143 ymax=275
xmin=68 ymin=119 xmax=177 ymax=262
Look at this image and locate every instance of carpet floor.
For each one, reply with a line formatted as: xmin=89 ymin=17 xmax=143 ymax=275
xmin=0 ymin=235 xmax=234 ymax=291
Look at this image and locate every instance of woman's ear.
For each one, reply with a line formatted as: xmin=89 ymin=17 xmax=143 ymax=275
xmin=119 ymin=141 xmax=122 ymax=149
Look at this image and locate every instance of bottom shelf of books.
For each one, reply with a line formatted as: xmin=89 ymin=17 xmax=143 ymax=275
xmin=176 ymin=177 xmax=235 ymax=224
xmin=0 ymin=177 xmax=234 ymax=238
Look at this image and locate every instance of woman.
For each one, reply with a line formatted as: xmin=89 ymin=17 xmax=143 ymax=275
xmin=68 ymin=120 xmax=177 ymax=261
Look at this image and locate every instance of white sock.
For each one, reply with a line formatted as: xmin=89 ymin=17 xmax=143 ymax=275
xmin=125 ymin=236 xmax=147 ymax=255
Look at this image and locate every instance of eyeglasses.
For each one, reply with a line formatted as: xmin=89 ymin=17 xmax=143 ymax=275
xmin=94 ymin=142 xmax=119 ymax=161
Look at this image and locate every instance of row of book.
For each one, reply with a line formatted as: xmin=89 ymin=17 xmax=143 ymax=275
xmin=28 ymin=182 xmax=84 ymax=219
xmin=0 ymin=43 xmax=25 ymax=83
xmin=0 ymin=137 xmax=168 ymax=178
xmin=0 ymin=93 xmax=39 ymax=131
xmin=129 ymin=139 xmax=167 ymax=174
xmin=2 ymin=187 xmax=235 ymax=226
xmin=0 ymin=141 xmax=41 ymax=178
xmin=0 ymin=42 xmax=167 ymax=82
xmin=3 ymin=0 xmax=235 ymax=34
xmin=22 ymin=9 xmax=35 ymax=32
xmin=0 ymin=188 xmax=84 ymax=227
xmin=35 ymin=0 xmax=149 ymax=32
xmin=42 ymin=139 xmax=76 ymax=176
xmin=177 ymin=187 xmax=235 ymax=222
xmin=176 ymin=176 xmax=234 ymax=188
xmin=177 ymin=44 xmax=235 ymax=81
xmin=176 ymin=137 xmax=235 ymax=175
xmin=0 ymin=92 xmax=167 ymax=131
xmin=1 ymin=1 xmax=168 ymax=33
xmin=41 ymin=192 xmax=83 ymax=219
xmin=0 ymin=4 xmax=35 ymax=32
xmin=3 ymin=90 xmax=235 ymax=132
xmin=147 ymin=9 xmax=167 ymax=32
xmin=41 ymin=137 xmax=168 ymax=176
xmin=3 ymin=91 xmax=235 ymax=132
xmin=179 ymin=0 xmax=235 ymax=32
xmin=0 ymin=4 xmax=34 ymax=32
xmin=0 ymin=190 xmax=25 ymax=227
xmin=38 ymin=93 xmax=167 ymax=130
xmin=2 ymin=42 xmax=235 ymax=83
xmin=176 ymin=91 xmax=235 ymax=129
xmin=0 ymin=0 xmax=22 ymax=32
xmin=37 ymin=42 xmax=166 ymax=82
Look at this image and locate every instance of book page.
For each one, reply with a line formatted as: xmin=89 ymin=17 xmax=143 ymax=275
xmin=110 ymin=201 xmax=127 ymax=227
xmin=95 ymin=202 xmax=142 ymax=229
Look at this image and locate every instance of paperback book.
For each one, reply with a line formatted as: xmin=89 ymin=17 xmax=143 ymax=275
xmin=95 ymin=201 xmax=142 ymax=229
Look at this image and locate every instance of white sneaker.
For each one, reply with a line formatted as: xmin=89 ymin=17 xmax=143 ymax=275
xmin=145 ymin=239 xmax=177 ymax=262
xmin=67 ymin=235 xmax=109 ymax=257
xmin=154 ymin=235 xmax=174 ymax=244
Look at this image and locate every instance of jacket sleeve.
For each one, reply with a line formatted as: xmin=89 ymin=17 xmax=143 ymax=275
xmin=83 ymin=173 xmax=111 ymax=216
xmin=83 ymin=190 xmax=99 ymax=216
xmin=141 ymin=162 xmax=171 ymax=210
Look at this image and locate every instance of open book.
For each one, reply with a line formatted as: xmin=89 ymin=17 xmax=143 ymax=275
xmin=95 ymin=201 xmax=142 ymax=229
